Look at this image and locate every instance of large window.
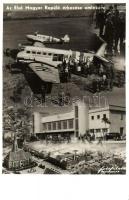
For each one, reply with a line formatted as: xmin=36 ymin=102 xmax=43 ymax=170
xmin=75 ymin=106 xmax=78 ymax=118
xmin=62 ymin=120 xmax=67 ymax=129
xmin=48 ymin=122 xmax=51 ymax=131
xmin=57 ymin=121 xmax=61 ymax=130
xmin=43 ymin=123 xmax=47 ymax=131
xmin=68 ymin=119 xmax=73 ymax=129
xmin=53 ymin=122 xmax=57 ymax=130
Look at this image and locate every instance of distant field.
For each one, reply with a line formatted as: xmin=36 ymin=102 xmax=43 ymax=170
xmin=3 ymin=17 xmax=101 ymax=50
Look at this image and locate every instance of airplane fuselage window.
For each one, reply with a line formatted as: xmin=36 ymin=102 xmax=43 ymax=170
xmin=53 ymin=54 xmax=64 ymax=62
xmin=53 ymin=54 xmax=58 ymax=61
xmin=58 ymin=54 xmax=64 ymax=61
xmin=37 ymin=52 xmax=41 ymax=55
xmin=24 ymin=49 xmax=66 ymax=62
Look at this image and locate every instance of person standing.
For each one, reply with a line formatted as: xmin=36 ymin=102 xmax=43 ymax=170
xmin=104 ymin=12 xmax=114 ymax=55
xmin=112 ymin=5 xmax=120 ymax=54
xmin=119 ymin=12 xmax=125 ymax=56
xmin=98 ymin=8 xmax=105 ymax=37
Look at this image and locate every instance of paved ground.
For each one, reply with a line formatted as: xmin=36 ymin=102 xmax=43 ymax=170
xmin=27 ymin=140 xmax=126 ymax=159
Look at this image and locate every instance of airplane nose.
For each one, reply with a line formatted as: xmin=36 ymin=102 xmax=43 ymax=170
xmin=26 ymin=34 xmax=31 ymax=39
xmin=26 ymin=34 xmax=34 ymax=41
xmin=17 ymin=52 xmax=23 ymax=59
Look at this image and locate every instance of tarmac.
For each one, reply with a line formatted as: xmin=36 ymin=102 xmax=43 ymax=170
xmin=27 ymin=140 xmax=126 ymax=160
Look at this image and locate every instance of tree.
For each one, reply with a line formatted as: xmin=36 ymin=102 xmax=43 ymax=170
xmin=3 ymin=106 xmax=32 ymax=144
xmin=101 ymin=116 xmax=111 ymax=140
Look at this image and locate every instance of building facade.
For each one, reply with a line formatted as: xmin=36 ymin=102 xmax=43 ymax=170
xmin=33 ymin=101 xmax=89 ymax=138
xmin=89 ymin=105 xmax=125 ymax=138
xmin=33 ymin=102 xmax=125 ymax=139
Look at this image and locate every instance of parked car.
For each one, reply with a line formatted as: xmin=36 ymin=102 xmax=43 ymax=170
xmin=105 ymin=132 xmax=121 ymax=140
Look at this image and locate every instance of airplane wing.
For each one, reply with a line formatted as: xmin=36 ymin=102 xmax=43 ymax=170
xmin=33 ymin=42 xmax=45 ymax=47
xmin=28 ymin=61 xmax=60 ymax=84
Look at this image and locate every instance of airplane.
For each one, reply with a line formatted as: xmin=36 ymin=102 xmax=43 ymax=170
xmin=26 ymin=32 xmax=70 ymax=47
xmin=16 ymin=41 xmax=110 ymax=85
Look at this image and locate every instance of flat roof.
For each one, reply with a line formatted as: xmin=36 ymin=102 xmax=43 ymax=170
xmin=41 ymin=110 xmax=74 ymax=123
xmin=89 ymin=105 xmax=125 ymax=113
xmin=35 ymin=104 xmax=125 ymax=120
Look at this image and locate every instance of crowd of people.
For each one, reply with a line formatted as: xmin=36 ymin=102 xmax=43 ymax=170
xmin=58 ymin=55 xmax=114 ymax=93
xmin=95 ymin=4 xmax=125 ymax=55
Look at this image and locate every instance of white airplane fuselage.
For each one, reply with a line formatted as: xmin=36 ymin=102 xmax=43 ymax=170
xmin=16 ymin=42 xmax=108 ymax=84
xmin=17 ymin=45 xmax=93 ymax=66
xmin=26 ymin=34 xmax=70 ymax=44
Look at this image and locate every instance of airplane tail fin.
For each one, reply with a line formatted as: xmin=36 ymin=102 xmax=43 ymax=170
xmin=96 ymin=42 xmax=107 ymax=57
xmin=95 ymin=42 xmax=110 ymax=63
xmin=62 ymin=34 xmax=70 ymax=43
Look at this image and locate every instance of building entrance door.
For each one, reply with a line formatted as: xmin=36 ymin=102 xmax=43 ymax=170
xmin=120 ymin=127 xmax=124 ymax=135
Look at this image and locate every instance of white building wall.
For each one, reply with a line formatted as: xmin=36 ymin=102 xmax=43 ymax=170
xmin=109 ymin=111 xmax=125 ymax=134
xmin=33 ymin=104 xmax=125 ymax=138
xmin=33 ymin=112 xmax=42 ymax=134
xmin=89 ymin=108 xmax=110 ymax=137
xmin=41 ymin=110 xmax=75 ymax=134
xmin=78 ymin=102 xmax=89 ymax=136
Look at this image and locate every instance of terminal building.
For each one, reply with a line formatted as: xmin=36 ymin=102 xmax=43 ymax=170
xmin=89 ymin=105 xmax=125 ymax=138
xmin=33 ymin=102 xmax=125 ymax=139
